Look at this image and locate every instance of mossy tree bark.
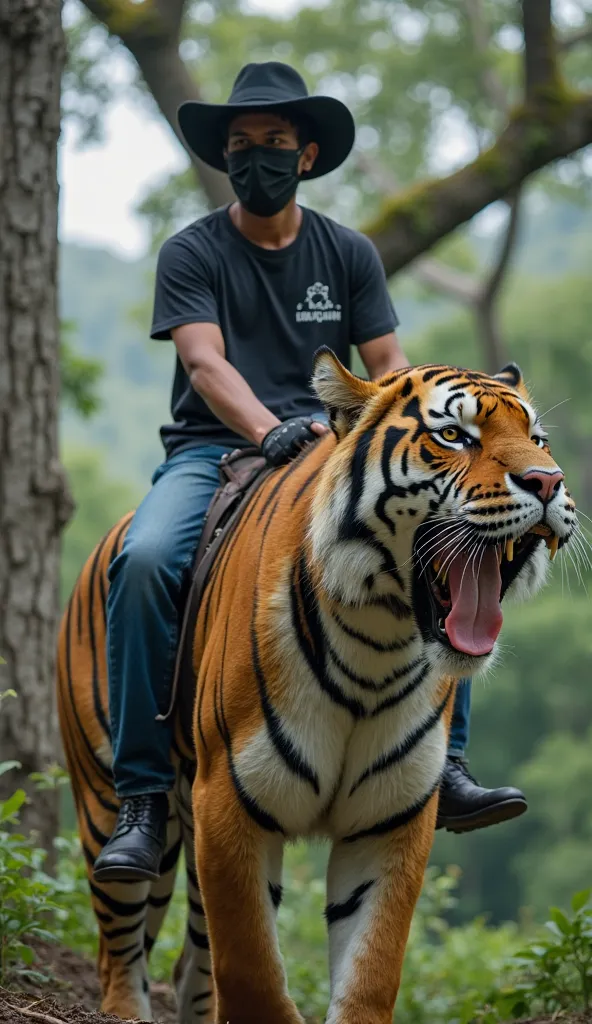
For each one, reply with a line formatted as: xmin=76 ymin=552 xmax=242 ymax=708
xmin=364 ymin=92 xmax=592 ymax=276
xmin=365 ymin=0 xmax=592 ymax=275
xmin=0 ymin=0 xmax=73 ymax=851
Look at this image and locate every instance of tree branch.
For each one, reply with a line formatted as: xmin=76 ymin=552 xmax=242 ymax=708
xmin=473 ymin=192 xmax=522 ymax=373
xmin=411 ymin=260 xmax=479 ymax=304
xmin=356 ymin=152 xmax=520 ymax=372
xmin=474 ymin=302 xmax=508 ymax=374
xmin=4 ymin=1005 xmax=67 ymax=1024
xmin=480 ymin=190 xmax=522 ymax=305
xmin=157 ymin=0 xmax=187 ymax=36
xmin=80 ymin=0 xmax=234 ymax=209
xmin=355 ymin=153 xmax=479 ymax=304
xmin=464 ymin=0 xmax=508 ymax=112
xmin=522 ymin=0 xmax=558 ymax=98
xmin=364 ymin=92 xmax=592 ymax=277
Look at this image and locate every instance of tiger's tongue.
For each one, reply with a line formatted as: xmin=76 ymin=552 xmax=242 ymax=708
xmin=445 ymin=547 xmax=503 ymax=656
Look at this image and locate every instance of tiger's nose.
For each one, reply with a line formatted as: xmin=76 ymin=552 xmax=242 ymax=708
xmin=511 ymin=468 xmax=564 ymax=503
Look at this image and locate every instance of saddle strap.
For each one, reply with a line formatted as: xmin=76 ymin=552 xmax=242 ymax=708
xmin=156 ymin=448 xmax=271 ymax=723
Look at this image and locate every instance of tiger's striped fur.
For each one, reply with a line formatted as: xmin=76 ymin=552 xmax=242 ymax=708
xmin=57 ymin=352 xmax=575 ymax=1023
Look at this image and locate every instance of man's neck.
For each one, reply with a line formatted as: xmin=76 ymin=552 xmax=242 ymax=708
xmin=229 ymin=199 xmax=302 ymax=251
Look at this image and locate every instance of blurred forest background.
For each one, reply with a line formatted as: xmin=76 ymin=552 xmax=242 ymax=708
xmin=36 ymin=0 xmax=592 ymax=1013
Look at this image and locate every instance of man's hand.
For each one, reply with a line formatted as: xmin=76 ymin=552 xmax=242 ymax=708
xmin=261 ymin=416 xmax=328 ymax=467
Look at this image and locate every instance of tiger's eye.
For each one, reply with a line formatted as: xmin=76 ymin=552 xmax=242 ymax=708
xmin=442 ymin=427 xmax=459 ymax=442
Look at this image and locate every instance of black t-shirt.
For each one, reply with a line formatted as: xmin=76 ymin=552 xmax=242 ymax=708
xmin=151 ymin=205 xmax=399 ymax=454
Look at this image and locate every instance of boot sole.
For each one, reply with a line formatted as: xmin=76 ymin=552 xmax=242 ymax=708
xmin=93 ymin=864 xmax=161 ymax=884
xmin=437 ymin=797 xmax=527 ymax=834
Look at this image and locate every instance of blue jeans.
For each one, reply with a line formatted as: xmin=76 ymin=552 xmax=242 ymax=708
xmin=106 ymin=445 xmax=234 ymax=798
xmin=449 ymin=678 xmax=472 ymax=757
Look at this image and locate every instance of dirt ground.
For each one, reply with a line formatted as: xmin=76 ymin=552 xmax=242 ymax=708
xmin=0 ymin=939 xmax=176 ymax=1024
xmin=0 ymin=940 xmax=590 ymax=1024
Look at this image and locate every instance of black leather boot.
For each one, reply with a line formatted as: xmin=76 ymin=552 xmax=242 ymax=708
xmin=436 ymin=755 xmax=527 ymax=834
xmin=93 ymin=792 xmax=169 ymax=883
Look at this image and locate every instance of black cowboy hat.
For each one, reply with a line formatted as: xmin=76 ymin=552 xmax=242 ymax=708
xmin=178 ymin=61 xmax=355 ymax=180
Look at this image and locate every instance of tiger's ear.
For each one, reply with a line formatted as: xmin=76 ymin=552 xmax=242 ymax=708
xmin=494 ymin=362 xmax=528 ymax=398
xmin=312 ymin=347 xmax=378 ymax=438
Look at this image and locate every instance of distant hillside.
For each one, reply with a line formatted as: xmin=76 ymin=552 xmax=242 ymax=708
xmin=59 ymin=199 xmax=592 ymax=488
xmin=60 ymin=244 xmax=171 ymax=487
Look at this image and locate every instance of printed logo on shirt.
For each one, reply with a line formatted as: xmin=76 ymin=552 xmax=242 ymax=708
xmin=296 ymin=282 xmax=342 ymax=323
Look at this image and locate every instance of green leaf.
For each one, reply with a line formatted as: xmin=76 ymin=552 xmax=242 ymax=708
xmin=13 ymin=942 xmax=35 ymax=965
xmin=549 ymin=907 xmax=573 ymax=935
xmin=13 ymin=967 xmax=50 ymax=984
xmin=512 ymin=945 xmax=549 ymax=960
xmin=571 ymin=889 xmax=592 ymax=913
xmin=545 ymin=919 xmax=565 ymax=939
xmin=0 ymin=760 xmax=22 ymax=777
xmin=0 ymin=789 xmax=26 ymax=821
xmin=60 ymin=336 xmax=103 ymax=419
xmin=31 ymin=927 xmax=59 ymax=943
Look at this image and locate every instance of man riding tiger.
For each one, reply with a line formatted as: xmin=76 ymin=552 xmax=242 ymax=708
xmin=56 ymin=61 xmax=576 ymax=1023
xmin=90 ymin=60 xmax=526 ymax=885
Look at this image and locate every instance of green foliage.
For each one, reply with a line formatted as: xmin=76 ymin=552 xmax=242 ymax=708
xmin=51 ymin=834 xmax=97 ymax=963
xmin=60 ymin=243 xmax=170 ymax=489
xmin=29 ymin=765 xmax=71 ymax=793
xmin=44 ymin=835 xmax=519 ymax=1022
xmin=479 ymin=891 xmax=592 ymax=1020
xmin=395 ymin=869 xmax=519 ymax=1024
xmin=513 ymin=727 xmax=592 ymax=915
xmin=60 ymin=324 xmax=103 ymax=420
xmin=0 ymin=722 xmax=59 ymax=985
xmin=0 ymin=820 xmax=59 ymax=987
xmin=4 ymin=787 xmax=590 ymax=1023
xmin=60 ymin=446 xmax=140 ymax=605
xmin=136 ymin=167 xmax=208 ymax=252
xmin=62 ymin=8 xmax=120 ymax=146
xmin=279 ymin=843 xmax=331 ymax=1017
xmin=231 ymin=848 xmax=521 ymax=1023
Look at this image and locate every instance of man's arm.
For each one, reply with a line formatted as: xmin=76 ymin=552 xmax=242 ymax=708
xmin=172 ymin=323 xmax=327 ymax=445
xmin=348 ymin=233 xmax=408 ymax=379
xmin=173 ymin=322 xmax=280 ymax=445
xmin=358 ymin=331 xmax=409 ymax=380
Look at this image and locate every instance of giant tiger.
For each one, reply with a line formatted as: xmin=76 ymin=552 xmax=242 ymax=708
xmin=57 ymin=350 xmax=576 ymax=1024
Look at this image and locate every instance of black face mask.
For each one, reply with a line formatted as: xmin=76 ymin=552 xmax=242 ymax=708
xmin=227 ymin=145 xmax=303 ymax=217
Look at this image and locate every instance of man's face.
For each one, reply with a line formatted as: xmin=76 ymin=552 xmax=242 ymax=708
xmin=226 ymin=112 xmax=318 ymax=176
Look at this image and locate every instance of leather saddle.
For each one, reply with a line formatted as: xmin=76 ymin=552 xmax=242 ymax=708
xmin=157 ymin=448 xmax=272 ymax=727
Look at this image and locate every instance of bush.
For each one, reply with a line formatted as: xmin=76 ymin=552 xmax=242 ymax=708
xmin=0 ymin=694 xmax=60 ymax=986
xmin=48 ymin=836 xmax=519 ymax=1023
xmin=394 ymin=867 xmax=519 ymax=1024
xmin=480 ymin=889 xmax=592 ymax=1021
xmin=274 ymin=846 xmax=521 ymax=1023
xmin=1 ymin=701 xmax=589 ymax=1024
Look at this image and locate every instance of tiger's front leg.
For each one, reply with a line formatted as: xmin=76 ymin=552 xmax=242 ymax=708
xmin=325 ymin=801 xmax=438 ymax=1024
xmin=193 ymin=759 xmax=303 ymax=1024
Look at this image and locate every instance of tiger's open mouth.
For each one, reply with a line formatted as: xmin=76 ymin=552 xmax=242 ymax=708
xmin=412 ymin=523 xmax=562 ymax=659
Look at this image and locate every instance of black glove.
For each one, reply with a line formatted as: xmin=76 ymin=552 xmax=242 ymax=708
xmin=261 ymin=416 xmax=318 ymax=467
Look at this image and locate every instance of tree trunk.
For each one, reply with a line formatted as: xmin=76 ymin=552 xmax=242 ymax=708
xmin=0 ymin=0 xmax=72 ymax=850
xmin=474 ymin=300 xmax=509 ymax=375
